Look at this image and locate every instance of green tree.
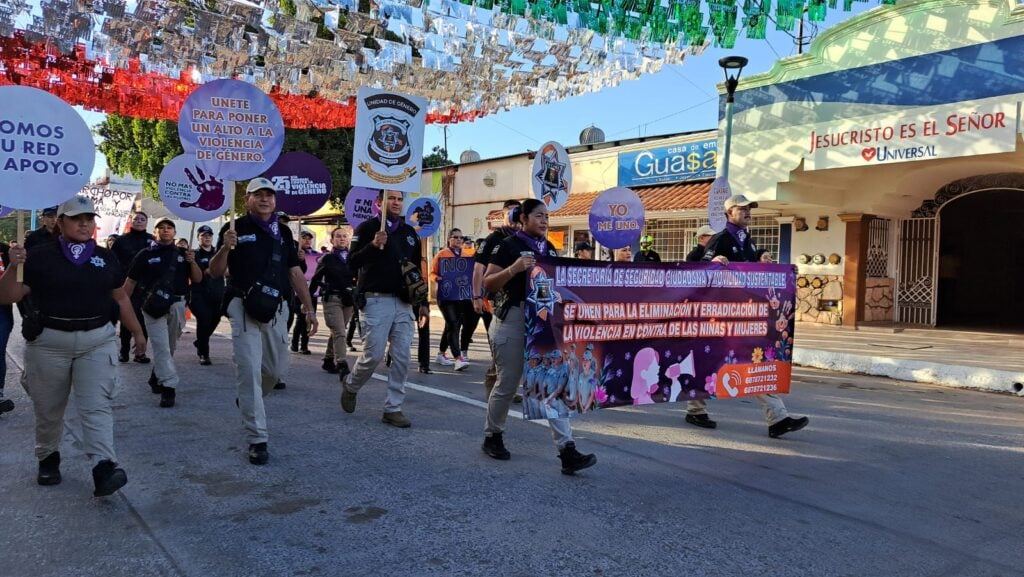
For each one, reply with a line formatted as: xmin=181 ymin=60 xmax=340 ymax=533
xmin=422 ymin=145 xmax=451 ymax=169
xmin=96 ymin=114 xmax=355 ymax=211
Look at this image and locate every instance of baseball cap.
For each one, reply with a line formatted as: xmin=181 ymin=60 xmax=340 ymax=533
xmin=300 ymin=230 xmax=314 ymax=239
xmin=42 ymin=205 xmax=59 ymax=216
xmin=57 ymin=196 xmax=97 ymax=217
xmin=246 ymin=177 xmax=277 ymax=194
xmin=723 ymin=194 xmax=758 ymax=210
xmin=695 ymin=225 xmax=716 ymax=238
xmin=197 ymin=225 xmax=214 ymax=235
xmin=574 ymin=241 xmax=593 ymax=252
xmin=154 ymin=218 xmax=176 ymax=229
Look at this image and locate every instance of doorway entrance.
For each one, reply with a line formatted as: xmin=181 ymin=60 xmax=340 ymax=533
xmin=936 ymin=189 xmax=1024 ymax=329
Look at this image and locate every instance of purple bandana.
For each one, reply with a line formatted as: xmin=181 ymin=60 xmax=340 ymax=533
xmin=450 ymin=246 xmax=462 ymax=258
xmin=725 ymin=222 xmax=747 ymax=247
xmin=385 ymin=217 xmax=401 ymax=234
xmin=251 ymin=213 xmax=281 ymax=240
xmin=334 ymin=248 xmax=349 ymax=263
xmin=59 ymin=236 xmax=96 ymax=267
xmin=515 ymin=230 xmax=547 ymax=254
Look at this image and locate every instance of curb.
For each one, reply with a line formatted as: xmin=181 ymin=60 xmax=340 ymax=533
xmin=794 ymin=348 xmax=1024 ymax=396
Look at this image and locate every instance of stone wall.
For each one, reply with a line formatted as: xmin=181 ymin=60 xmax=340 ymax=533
xmin=863 ymin=277 xmax=895 ymax=322
xmin=796 ymin=275 xmax=843 ymax=325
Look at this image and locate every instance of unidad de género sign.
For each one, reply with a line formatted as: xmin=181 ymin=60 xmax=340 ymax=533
xmin=617 ymin=139 xmax=717 ymax=188
xmin=804 ymin=101 xmax=1017 ymax=171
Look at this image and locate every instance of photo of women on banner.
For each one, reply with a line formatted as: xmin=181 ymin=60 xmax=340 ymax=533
xmin=260 ymin=151 xmax=332 ymax=216
xmin=158 ymin=154 xmax=234 ymax=222
xmin=531 ymin=141 xmax=572 ymax=212
xmin=344 ymin=186 xmax=381 ymax=228
xmin=405 ymin=197 xmax=440 ymax=238
xmin=521 ymin=258 xmax=796 ymax=420
xmin=178 ymin=79 xmax=285 ymax=181
xmin=589 ymin=187 xmax=645 ymax=249
xmin=0 ymin=86 xmax=96 ymax=209
xmin=351 ymin=87 xmax=427 ymax=194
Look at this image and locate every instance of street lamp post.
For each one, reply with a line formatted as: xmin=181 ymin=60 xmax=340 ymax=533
xmin=708 ymin=55 xmax=748 ymax=232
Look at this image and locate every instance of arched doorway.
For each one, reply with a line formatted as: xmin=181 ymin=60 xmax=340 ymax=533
xmin=936 ymin=188 xmax=1024 ymax=329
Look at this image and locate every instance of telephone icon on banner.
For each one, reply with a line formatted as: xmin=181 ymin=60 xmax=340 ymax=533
xmin=722 ymin=370 xmax=741 ymax=398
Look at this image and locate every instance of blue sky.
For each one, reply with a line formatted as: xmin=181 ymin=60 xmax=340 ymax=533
xmin=78 ymin=4 xmax=873 ymax=178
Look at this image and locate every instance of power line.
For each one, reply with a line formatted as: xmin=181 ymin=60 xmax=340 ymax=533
xmin=609 ymin=95 xmax=718 ymax=138
xmin=486 ymin=116 xmax=543 ymax=146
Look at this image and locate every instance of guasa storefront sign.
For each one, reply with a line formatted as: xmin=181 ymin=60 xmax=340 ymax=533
xmin=805 ymin=101 xmax=1016 ymax=171
xmin=617 ymin=139 xmax=717 ymax=187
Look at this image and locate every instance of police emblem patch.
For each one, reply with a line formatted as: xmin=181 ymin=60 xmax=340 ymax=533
xmin=369 ymin=116 xmax=412 ymax=167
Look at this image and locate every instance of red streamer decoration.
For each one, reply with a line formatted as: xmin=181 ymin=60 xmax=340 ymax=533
xmin=0 ymin=31 xmax=487 ymax=127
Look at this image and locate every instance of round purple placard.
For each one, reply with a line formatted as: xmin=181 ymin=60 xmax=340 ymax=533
xmin=405 ymin=197 xmax=441 ymax=238
xmin=344 ymin=186 xmax=381 ymax=228
xmin=261 ymin=152 xmax=332 ymax=216
xmin=589 ymin=187 xmax=645 ymax=249
xmin=178 ymin=79 xmax=285 ymax=181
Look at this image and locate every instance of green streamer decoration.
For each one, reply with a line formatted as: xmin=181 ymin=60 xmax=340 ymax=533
xmin=742 ymin=0 xmax=768 ymax=39
xmin=808 ymin=0 xmax=826 ymax=21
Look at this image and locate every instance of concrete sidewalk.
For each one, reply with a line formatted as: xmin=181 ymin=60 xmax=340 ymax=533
xmin=793 ymin=323 xmax=1024 ymax=395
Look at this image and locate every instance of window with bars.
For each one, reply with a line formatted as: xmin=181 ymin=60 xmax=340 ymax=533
xmin=644 ymin=216 xmax=780 ymax=262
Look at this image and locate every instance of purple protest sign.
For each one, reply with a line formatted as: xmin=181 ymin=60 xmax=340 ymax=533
xmin=261 ymin=152 xmax=332 ymax=216
xmin=436 ymin=255 xmax=474 ymax=301
xmin=0 ymin=86 xmax=95 ymax=209
xmin=589 ymin=187 xmax=644 ymax=249
xmin=158 ymin=154 xmax=234 ymax=222
xmin=178 ymin=79 xmax=285 ymax=181
xmin=405 ymin=197 xmax=440 ymax=238
xmin=344 ymin=186 xmax=380 ymax=228
xmin=521 ymin=259 xmax=796 ymax=419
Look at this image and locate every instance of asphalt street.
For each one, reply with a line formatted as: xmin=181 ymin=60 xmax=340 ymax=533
xmin=1 ymin=318 xmax=1022 ymax=577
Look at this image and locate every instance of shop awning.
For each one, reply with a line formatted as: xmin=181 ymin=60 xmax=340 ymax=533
xmin=487 ymin=181 xmax=712 ymax=223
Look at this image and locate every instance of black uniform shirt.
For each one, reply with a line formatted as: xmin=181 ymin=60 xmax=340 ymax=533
xmin=24 ymin=226 xmax=56 ymax=250
xmin=634 ymin=249 xmax=662 ymax=263
xmin=702 ymin=229 xmax=760 ymax=263
xmin=685 ymin=245 xmax=706 ymax=262
xmin=310 ymin=251 xmax=355 ymax=298
xmin=490 ymin=235 xmax=557 ymax=305
xmin=193 ymin=246 xmax=226 ymax=296
xmin=24 ymin=243 xmax=124 ymax=319
xmin=349 ymin=217 xmax=421 ymax=295
xmin=112 ymin=229 xmax=155 ymax=268
xmin=475 ymin=227 xmax=514 ymax=268
xmin=127 ymin=243 xmax=192 ymax=296
xmin=216 ymin=214 xmax=302 ymax=302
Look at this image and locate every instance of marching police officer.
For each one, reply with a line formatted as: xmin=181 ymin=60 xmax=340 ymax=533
xmin=0 ymin=196 xmax=147 ymax=497
xmin=309 ymin=226 xmax=356 ymax=378
xmin=123 ymin=218 xmax=202 ymax=408
xmin=700 ymin=194 xmax=809 ymax=438
xmin=341 ymin=189 xmax=429 ymax=428
xmin=112 ymin=211 xmax=155 ymax=363
xmin=190 ymin=225 xmax=225 ymax=366
xmin=208 ymin=178 xmax=317 ymax=465
xmin=23 ymin=206 xmax=58 ymax=249
xmin=481 ymin=198 xmax=597 ymax=474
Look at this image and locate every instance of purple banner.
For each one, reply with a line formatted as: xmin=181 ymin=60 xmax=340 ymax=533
xmin=262 ymin=152 xmax=332 ymax=216
xmin=521 ymin=258 xmax=796 ymax=420
xmin=437 ymin=255 xmax=474 ymax=301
